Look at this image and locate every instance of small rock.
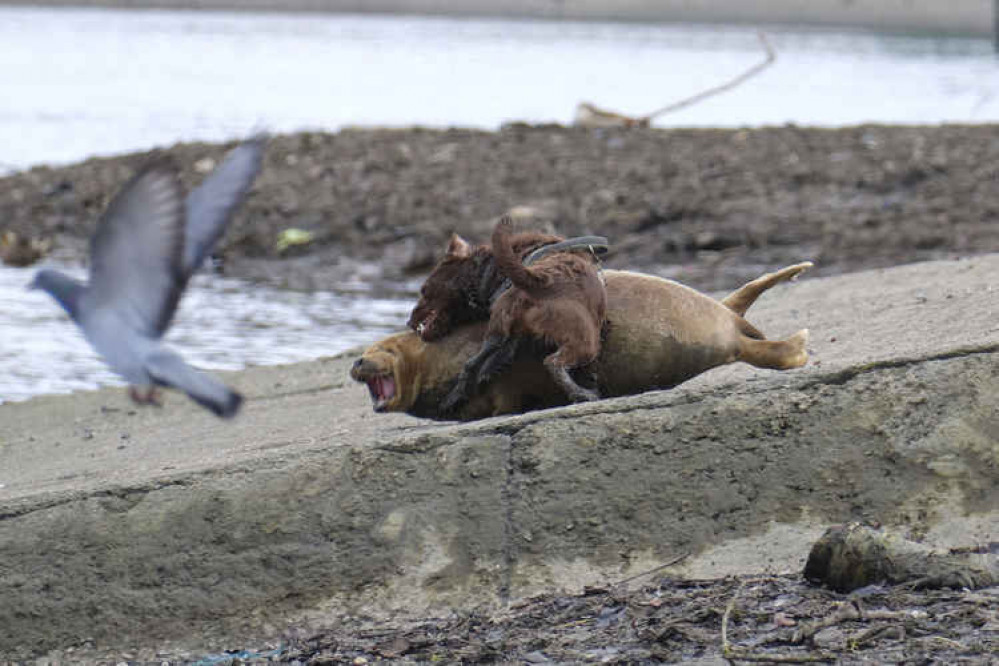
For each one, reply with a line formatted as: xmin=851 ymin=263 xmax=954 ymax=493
xmin=813 ymin=626 xmax=847 ymax=649
xmin=193 ymin=157 xmax=216 ymax=174
xmin=773 ymin=612 xmax=796 ymax=627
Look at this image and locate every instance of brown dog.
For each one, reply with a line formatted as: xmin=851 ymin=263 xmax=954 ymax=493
xmin=353 ymin=265 xmax=812 ymax=421
xmin=408 ymin=227 xmax=562 ymax=342
xmin=442 ymin=216 xmax=607 ymax=409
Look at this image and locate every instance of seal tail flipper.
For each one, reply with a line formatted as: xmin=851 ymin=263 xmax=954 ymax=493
xmin=145 ymin=348 xmax=243 ymax=418
xmin=738 ymin=328 xmax=809 ymax=370
xmin=722 ymin=261 xmax=813 ymax=316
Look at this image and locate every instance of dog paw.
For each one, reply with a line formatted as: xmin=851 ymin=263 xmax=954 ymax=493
xmin=441 ymin=381 xmax=471 ymax=415
xmin=567 ymin=386 xmax=600 ymax=403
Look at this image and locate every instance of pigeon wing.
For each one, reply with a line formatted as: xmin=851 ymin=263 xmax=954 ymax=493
xmin=145 ymin=347 xmax=243 ymax=418
xmin=183 ymin=134 xmax=265 ymax=275
xmin=86 ymin=161 xmax=186 ymax=338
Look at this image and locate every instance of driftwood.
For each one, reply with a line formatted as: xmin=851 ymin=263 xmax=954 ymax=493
xmin=574 ymin=31 xmax=776 ymax=128
xmin=803 ymin=523 xmax=998 ymax=593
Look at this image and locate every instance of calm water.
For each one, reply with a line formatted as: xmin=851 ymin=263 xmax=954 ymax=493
xmin=2 ymin=7 xmax=997 ymax=402
xmin=1 ymin=7 xmax=998 ymax=172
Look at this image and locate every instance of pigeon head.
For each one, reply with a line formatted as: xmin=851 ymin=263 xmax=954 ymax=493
xmin=29 ymin=268 xmax=86 ymax=320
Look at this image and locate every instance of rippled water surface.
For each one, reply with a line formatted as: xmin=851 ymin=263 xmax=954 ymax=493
xmin=0 ymin=262 xmax=413 ymax=403
xmin=1 ymin=7 xmax=998 ymax=172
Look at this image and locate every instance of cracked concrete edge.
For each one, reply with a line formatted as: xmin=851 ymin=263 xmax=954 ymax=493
xmin=2 ymin=348 xmax=997 ymax=658
xmin=380 ymin=340 xmax=999 ymax=454
xmin=2 ymin=339 xmax=992 ymax=520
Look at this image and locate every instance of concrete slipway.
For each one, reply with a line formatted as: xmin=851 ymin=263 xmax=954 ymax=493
xmin=1 ymin=254 xmax=997 ymax=658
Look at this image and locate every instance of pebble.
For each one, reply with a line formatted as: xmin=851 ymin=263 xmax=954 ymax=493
xmin=813 ymin=626 xmax=847 ymax=649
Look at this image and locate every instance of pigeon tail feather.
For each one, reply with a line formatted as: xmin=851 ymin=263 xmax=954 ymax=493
xmin=145 ymin=348 xmax=243 ymax=419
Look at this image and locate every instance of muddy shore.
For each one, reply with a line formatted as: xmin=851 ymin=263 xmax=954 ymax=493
xmin=3 ymin=124 xmax=999 ymax=292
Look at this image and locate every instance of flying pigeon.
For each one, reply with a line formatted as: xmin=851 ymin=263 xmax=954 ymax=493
xmin=29 ymin=137 xmax=265 ymax=417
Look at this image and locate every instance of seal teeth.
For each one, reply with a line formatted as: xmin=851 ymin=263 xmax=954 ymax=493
xmin=379 ymin=375 xmax=396 ymax=401
xmin=367 ymin=375 xmax=396 ymax=409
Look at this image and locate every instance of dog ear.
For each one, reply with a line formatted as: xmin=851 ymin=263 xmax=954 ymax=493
xmin=446 ymin=233 xmax=473 ymax=259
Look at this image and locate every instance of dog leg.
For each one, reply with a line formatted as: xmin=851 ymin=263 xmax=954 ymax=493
xmin=442 ymin=335 xmax=506 ymax=414
xmin=738 ymin=329 xmax=809 ymax=370
xmin=476 ymin=337 xmax=521 ymax=386
xmin=721 ymin=262 xmax=813 ymax=316
xmin=544 ymin=351 xmax=600 ymax=403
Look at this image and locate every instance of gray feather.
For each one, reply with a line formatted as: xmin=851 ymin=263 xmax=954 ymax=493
xmin=85 ymin=161 xmax=186 ymax=337
xmin=32 ymin=138 xmax=262 ymax=419
xmin=145 ymin=348 xmax=243 ymax=418
xmin=183 ymin=134 xmax=265 ymax=275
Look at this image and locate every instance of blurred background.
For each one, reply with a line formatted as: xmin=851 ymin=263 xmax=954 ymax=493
xmin=1 ymin=1 xmax=997 ymax=172
xmin=2 ymin=0 xmax=998 ymax=403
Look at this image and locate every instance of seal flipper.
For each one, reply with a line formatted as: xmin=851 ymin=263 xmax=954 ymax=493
xmin=722 ymin=262 xmax=813 ymax=316
xmin=737 ymin=329 xmax=809 ymax=370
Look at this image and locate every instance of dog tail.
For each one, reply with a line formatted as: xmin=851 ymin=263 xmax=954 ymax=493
xmin=492 ymin=216 xmax=548 ymax=294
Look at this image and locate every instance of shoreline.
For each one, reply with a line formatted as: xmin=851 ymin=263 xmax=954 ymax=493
xmin=0 ymin=0 xmax=992 ymax=37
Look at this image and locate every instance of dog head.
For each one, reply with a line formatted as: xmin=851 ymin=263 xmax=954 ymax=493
xmin=407 ymin=233 xmax=484 ymax=341
xmin=408 ymin=229 xmax=564 ymax=341
xmin=350 ymin=332 xmax=421 ymax=413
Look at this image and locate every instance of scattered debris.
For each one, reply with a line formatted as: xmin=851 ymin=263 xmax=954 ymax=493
xmin=138 ymin=575 xmax=996 ymax=664
xmin=276 ymin=227 xmax=315 ymax=254
xmin=1 ymin=230 xmax=51 ymax=267
xmin=574 ymin=31 xmax=776 ymax=128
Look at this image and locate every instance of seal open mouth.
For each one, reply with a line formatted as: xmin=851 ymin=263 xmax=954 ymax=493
xmin=366 ymin=373 xmax=396 ymax=412
xmin=351 ymin=356 xmax=399 ymax=412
